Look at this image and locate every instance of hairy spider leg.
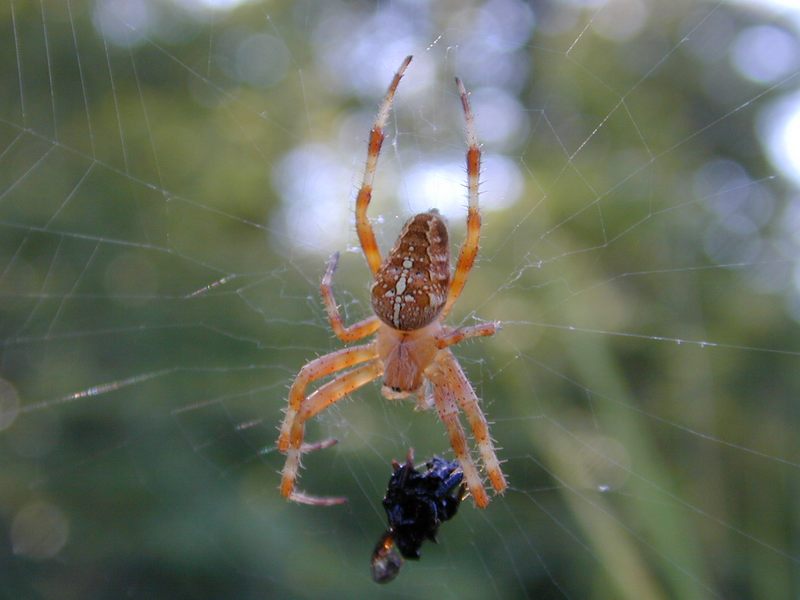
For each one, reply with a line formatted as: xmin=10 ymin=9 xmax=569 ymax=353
xmin=428 ymin=357 xmax=490 ymax=508
xmin=436 ymin=321 xmax=500 ymax=349
xmin=321 ymin=252 xmax=381 ymax=343
xmin=296 ymin=361 xmax=385 ymax=424
xmin=442 ymin=77 xmax=482 ymax=319
xmin=438 ymin=349 xmax=507 ymax=494
xmin=356 ymin=55 xmax=413 ymax=276
xmin=277 ymin=343 xmax=378 ymax=453
xmin=281 ymin=361 xmax=385 ymax=505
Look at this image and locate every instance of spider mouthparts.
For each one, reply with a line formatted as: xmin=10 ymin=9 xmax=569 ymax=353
xmin=381 ymin=385 xmax=413 ymax=400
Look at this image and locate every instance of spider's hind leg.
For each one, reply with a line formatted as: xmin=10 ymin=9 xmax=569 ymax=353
xmin=356 ymin=55 xmax=413 ymax=275
xmin=320 ymin=252 xmax=381 ymax=343
xmin=442 ymin=77 xmax=482 ymax=319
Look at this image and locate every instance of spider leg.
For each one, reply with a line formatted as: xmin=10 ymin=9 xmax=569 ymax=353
xmin=300 ymin=438 xmax=338 ymax=453
xmin=286 ymin=490 xmax=347 ymax=507
xmin=281 ymin=360 xmax=384 ymax=504
xmin=295 ymin=360 xmax=384 ymax=423
xmin=277 ymin=343 xmax=377 ymax=453
xmin=438 ymin=349 xmax=507 ymax=495
xmin=321 ymin=252 xmax=381 ymax=343
xmin=442 ymin=77 xmax=481 ymax=318
xmin=436 ymin=322 xmax=499 ymax=349
xmin=414 ymin=380 xmax=433 ymax=411
xmin=357 ymin=55 xmax=413 ymax=276
xmin=428 ymin=358 xmax=490 ymax=508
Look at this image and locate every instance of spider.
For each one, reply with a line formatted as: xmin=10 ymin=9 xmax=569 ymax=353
xmin=371 ymin=449 xmax=465 ymax=584
xmin=277 ymin=55 xmax=507 ymax=509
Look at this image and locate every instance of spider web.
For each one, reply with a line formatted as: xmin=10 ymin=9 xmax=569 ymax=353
xmin=1 ymin=0 xmax=799 ymax=598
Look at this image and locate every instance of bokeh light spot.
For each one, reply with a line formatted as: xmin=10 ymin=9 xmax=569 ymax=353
xmin=11 ymin=501 xmax=70 ymax=560
xmin=731 ymin=25 xmax=799 ymax=84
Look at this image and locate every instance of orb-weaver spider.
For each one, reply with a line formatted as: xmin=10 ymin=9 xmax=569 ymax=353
xmin=277 ymin=55 xmax=507 ymax=508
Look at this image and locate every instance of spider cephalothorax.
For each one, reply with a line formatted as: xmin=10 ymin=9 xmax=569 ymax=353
xmin=277 ymin=55 xmax=507 ymax=509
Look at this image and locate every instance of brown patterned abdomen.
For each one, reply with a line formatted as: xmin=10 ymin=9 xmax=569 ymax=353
xmin=371 ymin=211 xmax=450 ymax=331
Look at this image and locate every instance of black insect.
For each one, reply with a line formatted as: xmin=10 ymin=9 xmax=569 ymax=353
xmin=370 ymin=450 xmax=465 ymax=584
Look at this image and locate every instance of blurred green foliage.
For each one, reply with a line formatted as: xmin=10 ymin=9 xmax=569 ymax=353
xmin=0 ymin=1 xmax=798 ymax=598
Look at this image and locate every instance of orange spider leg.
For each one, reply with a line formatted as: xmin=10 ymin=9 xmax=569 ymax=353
xmin=438 ymin=349 xmax=507 ymax=495
xmin=281 ymin=360 xmax=384 ymax=505
xmin=296 ymin=361 xmax=385 ymax=423
xmin=436 ymin=321 xmax=499 ymax=349
xmin=428 ymin=355 xmax=490 ymax=508
xmin=320 ymin=252 xmax=381 ymax=343
xmin=443 ymin=77 xmax=481 ymax=319
xmin=357 ymin=55 xmax=413 ymax=276
xmin=434 ymin=399 xmax=489 ymax=508
xmin=277 ymin=343 xmax=377 ymax=452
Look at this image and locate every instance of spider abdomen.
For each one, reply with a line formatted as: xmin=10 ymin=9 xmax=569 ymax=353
xmin=371 ymin=211 xmax=450 ymax=331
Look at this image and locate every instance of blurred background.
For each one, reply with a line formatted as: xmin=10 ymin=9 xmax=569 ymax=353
xmin=1 ymin=0 xmax=799 ymax=598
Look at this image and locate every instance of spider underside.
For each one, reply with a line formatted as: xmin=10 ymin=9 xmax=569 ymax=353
xmin=276 ymin=55 xmax=507 ymax=509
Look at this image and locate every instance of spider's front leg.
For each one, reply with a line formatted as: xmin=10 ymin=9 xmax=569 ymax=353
xmin=438 ymin=350 xmax=507 ymax=495
xmin=426 ymin=347 xmax=507 ymax=508
xmin=277 ymin=343 xmax=378 ymax=504
xmin=280 ymin=360 xmax=384 ymax=505
xmin=436 ymin=322 xmax=500 ymax=349
xmin=277 ymin=344 xmax=378 ymax=452
xmin=429 ymin=372 xmax=490 ymax=508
